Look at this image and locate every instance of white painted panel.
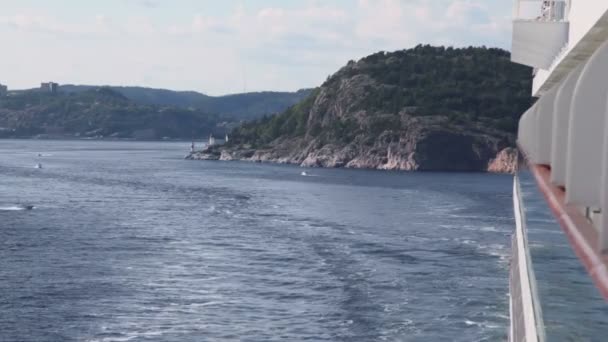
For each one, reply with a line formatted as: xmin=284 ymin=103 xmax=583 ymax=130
xmin=531 ymin=105 xmax=540 ymax=164
xmin=518 ymin=109 xmax=526 ymax=143
xmin=568 ymin=0 xmax=608 ymax=49
xmin=518 ymin=108 xmax=529 ymax=159
xmin=536 ymin=85 xmax=559 ymax=165
xmin=565 ymin=40 xmax=608 ymax=206
xmin=551 ymin=64 xmax=584 ymax=186
xmin=528 ymin=106 xmax=538 ymax=163
xmin=512 ymin=20 xmax=570 ymax=69
xmin=602 ymin=96 xmax=608 ymax=251
xmin=518 ymin=104 xmax=539 ymax=163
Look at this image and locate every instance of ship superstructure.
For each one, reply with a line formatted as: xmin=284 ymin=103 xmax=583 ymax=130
xmin=510 ymin=0 xmax=608 ymax=340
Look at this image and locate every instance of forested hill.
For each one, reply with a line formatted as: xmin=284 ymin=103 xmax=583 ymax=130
xmin=196 ymin=45 xmax=533 ymax=172
xmin=0 ymin=88 xmax=222 ymax=139
xmin=58 ymin=85 xmax=312 ymax=121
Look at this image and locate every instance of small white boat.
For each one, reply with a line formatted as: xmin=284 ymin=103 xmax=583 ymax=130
xmin=35 ymin=163 xmax=42 ymax=169
xmin=301 ymin=171 xmax=307 ymax=176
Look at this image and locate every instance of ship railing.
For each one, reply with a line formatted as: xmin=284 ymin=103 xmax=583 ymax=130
xmin=516 ymin=37 xmax=608 ymax=299
xmin=510 ymin=175 xmax=546 ymax=342
xmin=513 ymin=0 xmax=569 ymax=22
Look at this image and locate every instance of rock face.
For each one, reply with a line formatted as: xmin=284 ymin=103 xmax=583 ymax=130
xmin=185 ymin=148 xmax=221 ymax=160
xmin=187 ymin=46 xmax=531 ymax=173
xmin=487 ymin=147 xmax=519 ymax=174
xmin=189 ymin=129 xmax=517 ymax=173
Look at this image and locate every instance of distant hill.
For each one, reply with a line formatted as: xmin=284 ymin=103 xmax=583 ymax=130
xmin=0 ymin=87 xmax=223 ymax=139
xmin=191 ymin=45 xmax=533 ymax=172
xmin=58 ymin=85 xmax=312 ymax=121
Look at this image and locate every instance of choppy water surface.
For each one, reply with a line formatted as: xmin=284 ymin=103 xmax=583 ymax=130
xmin=0 ymin=140 xmax=601 ymax=341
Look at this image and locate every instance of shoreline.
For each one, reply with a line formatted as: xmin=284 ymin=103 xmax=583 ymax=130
xmin=186 ymin=146 xmax=519 ymax=174
xmin=0 ymin=136 xmax=195 ymax=142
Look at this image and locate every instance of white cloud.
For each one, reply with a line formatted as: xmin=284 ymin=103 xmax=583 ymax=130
xmin=124 ymin=16 xmax=157 ymax=35
xmin=0 ymin=12 xmax=118 ymax=37
xmin=446 ymin=0 xmax=486 ymax=21
xmin=0 ymin=1 xmax=512 ymax=95
xmin=0 ymin=13 xmax=61 ymax=33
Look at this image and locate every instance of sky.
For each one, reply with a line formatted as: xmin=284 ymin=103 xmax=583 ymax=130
xmin=0 ymin=0 xmax=513 ymax=95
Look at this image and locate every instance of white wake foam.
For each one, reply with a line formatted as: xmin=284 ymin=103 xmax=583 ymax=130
xmin=0 ymin=205 xmax=34 ymax=211
xmin=0 ymin=206 xmax=26 ymax=211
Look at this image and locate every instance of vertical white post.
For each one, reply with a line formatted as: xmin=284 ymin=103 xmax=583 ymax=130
xmin=602 ymin=96 xmax=608 ymax=252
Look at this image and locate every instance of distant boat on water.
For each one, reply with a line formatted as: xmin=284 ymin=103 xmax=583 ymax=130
xmin=0 ymin=204 xmax=34 ymax=211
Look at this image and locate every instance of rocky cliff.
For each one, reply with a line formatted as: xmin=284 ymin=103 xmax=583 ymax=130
xmin=188 ymin=121 xmax=518 ymax=173
xmin=188 ymin=46 xmax=532 ymax=173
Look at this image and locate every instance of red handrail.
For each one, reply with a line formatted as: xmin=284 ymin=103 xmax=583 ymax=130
xmin=529 ymin=164 xmax=608 ymax=300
